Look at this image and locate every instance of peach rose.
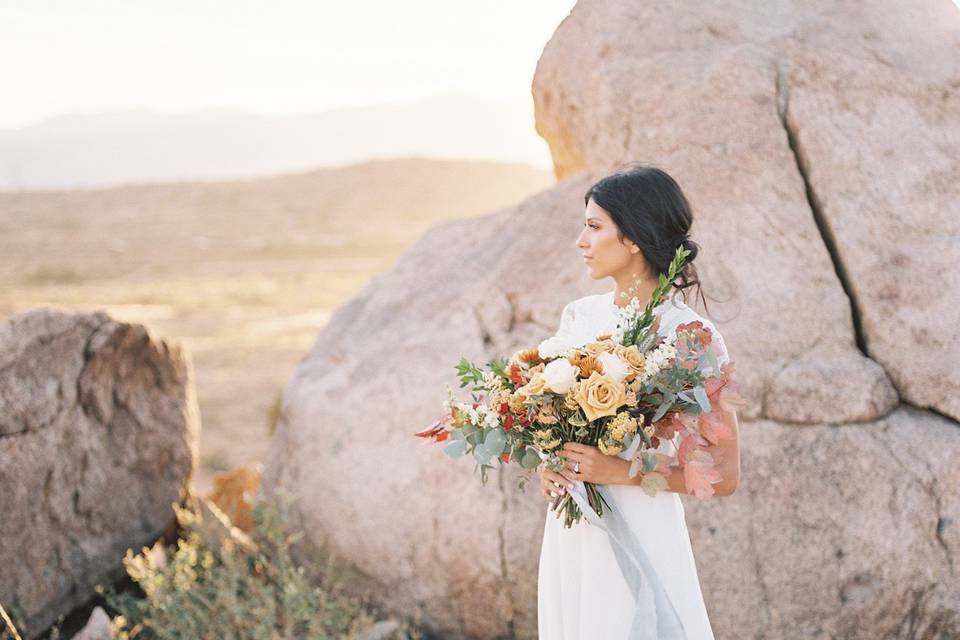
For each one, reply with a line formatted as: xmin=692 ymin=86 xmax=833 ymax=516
xmin=615 ymin=344 xmax=646 ymax=382
xmin=584 ymin=339 xmax=616 ymax=356
xmin=573 ymin=370 xmax=627 ymax=421
xmin=516 ymin=372 xmax=547 ymax=396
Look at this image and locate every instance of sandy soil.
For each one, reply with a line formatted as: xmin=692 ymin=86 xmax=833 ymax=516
xmin=0 ymin=157 xmax=553 ymax=495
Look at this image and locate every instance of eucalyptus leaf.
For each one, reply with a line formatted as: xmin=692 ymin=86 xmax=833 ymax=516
xmin=706 ymin=347 xmax=720 ymax=376
xmin=652 ymin=399 xmax=672 ymax=423
xmin=628 ymin=457 xmax=642 ymax=479
xmin=642 ymin=450 xmax=658 ymax=473
xmin=444 ymin=439 xmax=467 ymax=458
xmin=473 ymin=444 xmax=492 ymax=466
xmin=620 ymin=433 xmax=642 ymax=461
xmin=521 ymin=448 xmax=541 ymax=469
xmin=693 ymin=385 xmax=712 ymax=413
xmin=484 ymin=428 xmax=507 ymax=457
xmin=640 ymin=471 xmax=668 ymax=497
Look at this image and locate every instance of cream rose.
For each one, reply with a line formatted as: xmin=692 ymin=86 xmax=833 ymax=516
xmin=596 ymin=351 xmax=631 ymax=384
xmin=573 ymin=370 xmax=627 ymax=421
xmin=541 ymin=358 xmax=579 ymax=394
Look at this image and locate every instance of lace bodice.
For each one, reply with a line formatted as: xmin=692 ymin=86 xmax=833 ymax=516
xmin=540 ymin=290 xmax=729 ymax=366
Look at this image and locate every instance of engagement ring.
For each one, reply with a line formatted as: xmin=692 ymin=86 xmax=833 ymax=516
xmin=573 ymin=462 xmax=580 ymax=474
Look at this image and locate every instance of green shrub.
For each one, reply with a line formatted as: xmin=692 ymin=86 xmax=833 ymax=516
xmin=98 ymin=497 xmax=412 ymax=640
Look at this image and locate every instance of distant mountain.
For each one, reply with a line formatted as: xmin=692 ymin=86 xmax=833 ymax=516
xmin=0 ymin=156 xmax=556 ymax=278
xmin=0 ymin=93 xmax=554 ymax=190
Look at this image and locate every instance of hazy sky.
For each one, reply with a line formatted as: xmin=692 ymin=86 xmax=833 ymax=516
xmin=0 ymin=0 xmax=578 ymax=130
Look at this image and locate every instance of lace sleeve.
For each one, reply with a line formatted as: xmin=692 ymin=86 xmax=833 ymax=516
xmin=538 ymin=301 xmax=577 ymax=359
xmin=558 ymin=301 xmax=576 ymax=336
xmin=709 ymin=324 xmax=730 ymax=368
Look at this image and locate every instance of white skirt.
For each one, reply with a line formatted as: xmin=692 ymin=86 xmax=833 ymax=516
xmin=537 ymin=484 xmax=716 ymax=640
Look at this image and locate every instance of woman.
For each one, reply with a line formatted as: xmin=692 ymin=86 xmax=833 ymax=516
xmin=536 ymin=164 xmax=741 ymax=640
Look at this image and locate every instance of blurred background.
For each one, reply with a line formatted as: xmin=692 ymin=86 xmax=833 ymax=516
xmin=0 ymin=0 xmax=573 ymax=496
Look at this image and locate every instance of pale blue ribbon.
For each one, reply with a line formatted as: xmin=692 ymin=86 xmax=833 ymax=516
xmin=562 ymin=436 xmax=688 ymax=640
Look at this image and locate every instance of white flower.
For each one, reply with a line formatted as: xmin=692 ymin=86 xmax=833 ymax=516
xmin=597 ymin=351 xmax=631 ymax=384
xmin=538 ymin=335 xmax=576 ymax=359
xmin=638 ymin=338 xmax=677 ymax=383
xmin=541 ymin=358 xmax=579 ymax=394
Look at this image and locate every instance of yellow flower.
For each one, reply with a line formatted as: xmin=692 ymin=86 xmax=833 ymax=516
xmin=508 ymin=393 xmax=528 ymax=415
xmin=598 ymin=439 xmax=623 ymax=456
xmin=573 ymin=371 xmax=627 ymax=421
xmin=536 ymin=403 xmax=560 ymax=425
xmin=539 ymin=438 xmax=562 ymax=451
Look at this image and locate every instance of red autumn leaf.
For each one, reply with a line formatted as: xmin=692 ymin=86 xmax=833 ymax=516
xmin=684 ymin=449 xmax=721 ymax=499
xmin=414 ymin=414 xmax=453 ymax=443
xmin=499 ymin=451 xmax=511 ymax=463
xmin=677 ymin=433 xmax=699 ymax=464
xmin=699 ymin=410 xmax=732 ymax=445
xmin=719 ymin=385 xmax=747 ymax=413
xmin=654 ymin=412 xmax=683 ymax=440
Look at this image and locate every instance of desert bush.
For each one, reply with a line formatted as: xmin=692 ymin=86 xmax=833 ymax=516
xmin=98 ymin=497 xmax=412 ymax=640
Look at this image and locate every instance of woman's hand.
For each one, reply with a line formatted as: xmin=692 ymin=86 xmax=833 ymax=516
xmin=559 ymin=442 xmax=631 ymax=485
xmin=539 ymin=463 xmax=576 ymax=506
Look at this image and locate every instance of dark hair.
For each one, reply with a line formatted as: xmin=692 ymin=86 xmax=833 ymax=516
xmin=583 ymin=162 xmax=708 ymax=312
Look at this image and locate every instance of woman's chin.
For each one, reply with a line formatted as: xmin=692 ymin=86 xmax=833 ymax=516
xmin=585 ymin=266 xmax=604 ymax=280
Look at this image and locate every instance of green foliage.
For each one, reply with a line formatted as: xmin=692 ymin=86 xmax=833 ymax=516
xmin=454 ymin=357 xmax=485 ymax=389
xmin=622 ymin=246 xmax=691 ymax=347
xmin=97 ymin=498 xmax=416 ymax=640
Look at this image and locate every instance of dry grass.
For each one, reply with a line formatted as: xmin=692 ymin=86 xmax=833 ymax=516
xmin=0 ymin=157 xmax=553 ymax=495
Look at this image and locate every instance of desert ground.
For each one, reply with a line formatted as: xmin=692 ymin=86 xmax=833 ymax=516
xmin=0 ymin=156 xmax=553 ymax=494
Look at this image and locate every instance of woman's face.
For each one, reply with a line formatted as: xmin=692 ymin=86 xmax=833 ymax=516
xmin=576 ymin=198 xmax=644 ymax=280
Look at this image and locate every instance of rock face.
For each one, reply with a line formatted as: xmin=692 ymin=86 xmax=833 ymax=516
xmin=264 ymin=1 xmax=960 ymax=638
xmin=0 ymin=309 xmax=198 ymax=639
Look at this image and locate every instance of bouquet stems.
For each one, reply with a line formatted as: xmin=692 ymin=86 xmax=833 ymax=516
xmin=553 ymin=481 xmax=611 ymax=528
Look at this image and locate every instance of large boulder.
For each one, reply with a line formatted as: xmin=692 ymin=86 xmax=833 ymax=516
xmin=264 ymin=1 xmax=960 ymax=638
xmin=687 ymin=409 xmax=959 ymax=638
xmin=0 ymin=309 xmax=198 ymax=638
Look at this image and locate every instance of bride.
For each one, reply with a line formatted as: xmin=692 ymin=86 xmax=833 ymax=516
xmin=536 ymin=164 xmax=741 ymax=640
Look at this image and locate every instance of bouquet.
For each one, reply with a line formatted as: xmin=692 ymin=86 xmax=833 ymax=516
xmin=415 ymin=246 xmax=745 ymax=527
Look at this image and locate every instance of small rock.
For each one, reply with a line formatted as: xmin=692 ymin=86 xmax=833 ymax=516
xmin=72 ymin=606 xmax=112 ymax=640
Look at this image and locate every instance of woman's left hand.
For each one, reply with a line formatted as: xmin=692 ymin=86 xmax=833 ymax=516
xmin=560 ymin=442 xmax=630 ymax=485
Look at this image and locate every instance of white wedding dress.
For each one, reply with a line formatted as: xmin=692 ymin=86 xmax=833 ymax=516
xmin=537 ymin=290 xmax=728 ymax=640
